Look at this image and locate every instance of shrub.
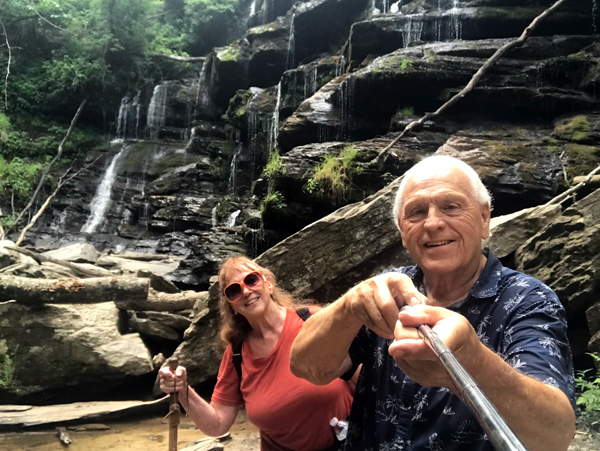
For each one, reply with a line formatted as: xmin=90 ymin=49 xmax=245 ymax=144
xmin=396 ymin=106 xmax=414 ymax=117
xmin=0 ymin=354 xmax=14 ymax=387
xmin=260 ymin=191 xmax=287 ymax=213
xmin=305 ymin=145 xmax=361 ymax=201
xmin=576 ymin=353 xmax=600 ymax=418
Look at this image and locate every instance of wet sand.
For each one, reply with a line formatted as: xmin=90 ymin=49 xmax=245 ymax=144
xmin=0 ymin=411 xmax=260 ymax=451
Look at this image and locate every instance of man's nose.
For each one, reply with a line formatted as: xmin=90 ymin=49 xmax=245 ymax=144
xmin=423 ymin=207 xmax=444 ymax=229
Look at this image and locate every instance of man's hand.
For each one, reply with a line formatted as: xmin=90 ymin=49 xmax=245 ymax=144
xmin=388 ymin=304 xmax=483 ymax=389
xmin=341 ymin=273 xmax=424 ymax=339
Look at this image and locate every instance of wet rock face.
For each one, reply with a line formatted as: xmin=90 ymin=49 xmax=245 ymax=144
xmin=0 ymin=302 xmax=154 ymax=404
xmin=348 ymin=3 xmax=598 ymax=66
xmin=279 ymin=36 xmax=600 ymax=155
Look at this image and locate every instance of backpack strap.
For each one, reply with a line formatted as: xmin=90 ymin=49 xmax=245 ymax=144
xmin=295 ymin=307 xmax=312 ymax=321
xmin=232 ymin=342 xmax=243 ymax=382
xmin=231 ymin=308 xmax=312 ymax=387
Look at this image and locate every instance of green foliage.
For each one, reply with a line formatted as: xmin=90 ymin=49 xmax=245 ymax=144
xmin=304 ymin=145 xmax=361 ymax=201
xmin=260 ymin=191 xmax=287 ymax=213
xmin=263 ymin=150 xmax=285 ymax=183
xmin=401 ymin=59 xmax=414 ymax=74
xmin=0 ymin=157 xmax=44 ymax=204
xmin=381 ymin=172 xmax=396 ymax=185
xmin=0 ymin=354 xmax=14 ymax=387
xmin=553 ymin=116 xmax=592 ymax=142
xmin=0 ymin=114 xmax=10 ymax=143
xmin=577 ymin=353 xmax=600 ymax=418
xmin=396 ymin=106 xmax=415 ymax=117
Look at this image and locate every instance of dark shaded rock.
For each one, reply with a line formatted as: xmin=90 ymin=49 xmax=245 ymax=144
xmin=279 ymin=37 xmax=600 ymax=152
xmin=280 ymin=56 xmax=346 ymax=118
xmin=159 ymin=229 xmax=248 ymax=290
xmin=0 ymin=302 xmax=153 ymax=403
xmin=515 ymin=188 xmax=600 ymax=318
xmin=347 ymin=5 xmax=597 ymax=67
xmin=128 ymin=312 xmax=182 ymax=342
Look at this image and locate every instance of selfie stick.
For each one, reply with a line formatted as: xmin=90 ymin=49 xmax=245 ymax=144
xmin=400 ymin=306 xmax=527 ymax=451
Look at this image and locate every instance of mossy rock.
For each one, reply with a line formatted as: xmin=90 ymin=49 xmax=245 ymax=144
xmin=216 ymin=40 xmax=246 ymax=63
xmin=553 ymin=115 xmax=592 ymax=142
xmin=224 ymin=89 xmax=254 ymax=126
xmin=563 ymin=143 xmax=600 ymax=181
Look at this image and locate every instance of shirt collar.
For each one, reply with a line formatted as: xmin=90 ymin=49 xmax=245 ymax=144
xmin=408 ymin=249 xmax=503 ymax=307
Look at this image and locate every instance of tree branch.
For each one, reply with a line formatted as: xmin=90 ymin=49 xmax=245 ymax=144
xmin=149 ymin=53 xmax=206 ymax=62
xmin=15 ymin=153 xmax=102 ymax=246
xmin=0 ymin=18 xmax=11 ymax=110
xmin=543 ymin=165 xmax=600 ymax=207
xmin=8 ymin=97 xmax=88 ymax=234
xmin=372 ymin=0 xmax=570 ymax=164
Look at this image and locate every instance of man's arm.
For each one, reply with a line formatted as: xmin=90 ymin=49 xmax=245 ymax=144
xmin=390 ymin=305 xmax=575 ymax=451
xmin=290 ymin=273 xmax=422 ymax=385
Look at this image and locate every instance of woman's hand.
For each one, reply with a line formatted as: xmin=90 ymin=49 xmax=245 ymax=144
xmin=159 ymin=365 xmax=188 ymax=394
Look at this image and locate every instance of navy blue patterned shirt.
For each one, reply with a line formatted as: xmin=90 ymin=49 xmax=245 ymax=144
xmin=345 ymin=251 xmax=576 ymax=451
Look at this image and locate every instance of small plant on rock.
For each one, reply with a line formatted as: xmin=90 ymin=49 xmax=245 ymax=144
xmin=304 ymin=145 xmax=361 ymax=202
xmin=576 ymin=353 xmax=600 ymax=419
xmin=396 ymin=106 xmax=414 ymax=117
xmin=401 ymin=58 xmax=414 ymax=74
xmin=0 ymin=354 xmax=14 ymax=387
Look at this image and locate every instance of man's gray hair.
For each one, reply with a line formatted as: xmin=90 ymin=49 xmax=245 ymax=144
xmin=393 ymin=155 xmax=492 ymax=224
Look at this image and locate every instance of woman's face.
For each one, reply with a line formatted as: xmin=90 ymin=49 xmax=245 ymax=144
xmin=223 ymin=264 xmax=274 ymax=318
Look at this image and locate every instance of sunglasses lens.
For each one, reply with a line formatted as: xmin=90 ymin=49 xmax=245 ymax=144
xmin=245 ymin=272 xmax=262 ymax=288
xmin=225 ymin=284 xmax=242 ymax=301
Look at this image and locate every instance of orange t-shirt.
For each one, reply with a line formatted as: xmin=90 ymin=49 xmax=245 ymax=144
xmin=211 ymin=308 xmax=353 ymax=451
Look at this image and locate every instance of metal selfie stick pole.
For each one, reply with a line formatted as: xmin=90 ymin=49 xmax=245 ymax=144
xmin=400 ymin=306 xmax=527 ymax=451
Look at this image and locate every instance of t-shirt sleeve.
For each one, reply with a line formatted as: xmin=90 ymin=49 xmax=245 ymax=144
xmin=210 ymin=345 xmax=244 ymax=406
xmin=501 ymin=284 xmax=576 ymax=412
xmin=341 ymin=326 xmax=371 ymax=380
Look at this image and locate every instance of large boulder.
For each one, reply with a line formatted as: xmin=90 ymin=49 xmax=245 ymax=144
xmin=0 ymin=302 xmax=153 ymax=403
xmin=42 ymin=243 xmax=100 ymax=264
xmin=515 ymin=188 xmax=600 ymax=319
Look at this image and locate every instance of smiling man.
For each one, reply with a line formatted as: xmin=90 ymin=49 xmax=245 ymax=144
xmin=290 ymin=155 xmax=576 ymax=451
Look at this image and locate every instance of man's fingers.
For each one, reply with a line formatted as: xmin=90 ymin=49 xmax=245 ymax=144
xmin=369 ymin=278 xmax=399 ymax=335
xmin=398 ymin=304 xmax=453 ymax=328
xmin=385 ymin=273 xmax=425 ymax=308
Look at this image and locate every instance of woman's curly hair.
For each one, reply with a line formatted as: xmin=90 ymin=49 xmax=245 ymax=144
xmin=217 ymin=256 xmax=303 ymax=346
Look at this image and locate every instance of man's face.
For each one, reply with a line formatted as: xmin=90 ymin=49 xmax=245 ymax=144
xmin=398 ymin=167 xmax=490 ymax=276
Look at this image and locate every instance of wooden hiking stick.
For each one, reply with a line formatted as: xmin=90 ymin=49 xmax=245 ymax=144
xmin=166 ymin=358 xmax=181 ymax=451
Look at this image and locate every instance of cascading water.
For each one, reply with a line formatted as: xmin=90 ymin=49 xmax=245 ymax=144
xmin=147 ymin=83 xmax=168 ymax=138
xmin=268 ymin=82 xmax=282 ymax=152
xmin=228 ymin=142 xmax=243 ymax=194
xmin=115 ymin=92 xmax=141 ymax=141
xmin=593 ymin=0 xmax=598 ymax=35
xmin=400 ymin=15 xmax=425 ymax=48
xmin=336 ymin=78 xmax=354 ymax=141
xmin=287 ymin=14 xmax=296 ymax=69
xmin=81 ymin=144 xmax=131 ymax=234
xmin=304 ymin=65 xmax=318 ymax=99
xmin=336 ymin=56 xmax=346 ymax=77
xmin=225 ymin=210 xmax=241 ymax=227
xmin=211 ymin=205 xmax=219 ymax=228
xmin=450 ymin=0 xmax=462 ymax=40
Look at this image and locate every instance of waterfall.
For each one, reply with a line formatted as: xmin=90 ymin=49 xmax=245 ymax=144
xmin=195 ymin=63 xmax=210 ymax=108
xmin=304 ymin=65 xmax=318 ymax=99
xmin=81 ymin=144 xmax=130 ymax=234
xmin=116 ymin=92 xmax=141 ymax=140
xmin=287 ymin=14 xmax=296 ymax=69
xmin=225 ymin=210 xmax=241 ymax=227
xmin=147 ymin=83 xmax=168 ymax=136
xmin=228 ymin=142 xmax=243 ymax=194
xmin=211 ymin=205 xmax=219 ymax=228
xmin=269 ymin=82 xmax=282 ymax=152
xmin=400 ymin=15 xmax=425 ymax=47
xmin=450 ymin=0 xmax=462 ymax=40
xmin=336 ymin=56 xmax=346 ymax=77
xmin=593 ymin=0 xmax=598 ymax=35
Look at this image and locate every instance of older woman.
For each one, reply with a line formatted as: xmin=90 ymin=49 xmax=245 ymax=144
xmin=159 ymin=256 xmax=353 ymax=451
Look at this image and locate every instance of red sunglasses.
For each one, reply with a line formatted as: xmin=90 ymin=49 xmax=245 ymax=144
xmin=224 ymin=271 xmax=266 ymax=302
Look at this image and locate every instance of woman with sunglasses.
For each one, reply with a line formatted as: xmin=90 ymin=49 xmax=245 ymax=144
xmin=159 ymin=256 xmax=353 ymax=451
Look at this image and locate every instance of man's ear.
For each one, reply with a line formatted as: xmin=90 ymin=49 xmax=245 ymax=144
xmin=481 ymin=203 xmax=491 ymax=239
xmin=398 ymin=218 xmax=406 ymax=247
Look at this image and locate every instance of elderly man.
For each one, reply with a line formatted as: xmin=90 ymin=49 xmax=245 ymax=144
xmin=290 ymin=155 xmax=576 ymax=451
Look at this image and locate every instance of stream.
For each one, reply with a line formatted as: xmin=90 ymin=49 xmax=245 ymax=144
xmin=0 ymin=411 xmax=259 ymax=451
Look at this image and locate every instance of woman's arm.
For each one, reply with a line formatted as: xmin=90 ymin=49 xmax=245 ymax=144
xmin=159 ymin=366 xmax=241 ymax=437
